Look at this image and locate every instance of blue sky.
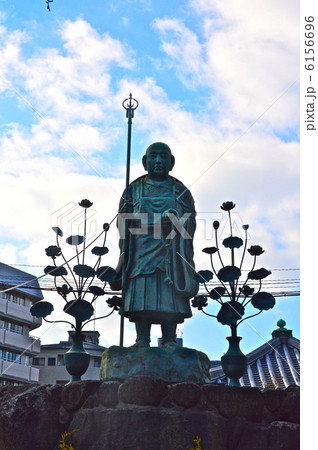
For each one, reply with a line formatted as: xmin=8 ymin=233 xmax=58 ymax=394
xmin=0 ymin=0 xmax=301 ymax=359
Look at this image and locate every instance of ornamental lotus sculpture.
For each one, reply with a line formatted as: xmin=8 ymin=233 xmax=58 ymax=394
xmin=30 ymin=199 xmax=122 ymax=382
xmin=192 ymin=201 xmax=276 ymax=386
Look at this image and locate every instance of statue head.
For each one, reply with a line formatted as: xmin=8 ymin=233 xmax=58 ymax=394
xmin=142 ymin=142 xmax=175 ymax=180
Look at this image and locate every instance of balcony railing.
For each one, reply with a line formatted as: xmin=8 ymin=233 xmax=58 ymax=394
xmin=0 ymin=359 xmax=39 ymax=383
xmin=0 ymin=328 xmax=40 ymax=354
xmin=0 ymin=297 xmax=42 ymax=328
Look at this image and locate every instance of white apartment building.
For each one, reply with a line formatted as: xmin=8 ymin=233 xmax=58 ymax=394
xmin=35 ymin=331 xmax=106 ymax=385
xmin=0 ymin=262 xmax=43 ymax=385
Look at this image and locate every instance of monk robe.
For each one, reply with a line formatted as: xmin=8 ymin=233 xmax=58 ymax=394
xmin=111 ymin=174 xmax=198 ymax=325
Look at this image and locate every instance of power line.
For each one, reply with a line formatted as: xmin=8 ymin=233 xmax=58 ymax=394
xmin=1 ymin=261 xmax=300 ymax=299
xmin=4 ymin=263 xmax=300 ymax=271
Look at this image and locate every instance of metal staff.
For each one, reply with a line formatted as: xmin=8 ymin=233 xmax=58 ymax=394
xmin=120 ymin=94 xmax=139 ymax=346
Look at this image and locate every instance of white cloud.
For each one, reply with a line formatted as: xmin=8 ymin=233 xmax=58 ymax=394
xmin=0 ymin=17 xmax=134 ymax=254
xmin=0 ymin=243 xmax=19 ymax=264
xmin=154 ymin=0 xmax=299 ymax=130
xmin=0 ymin=26 xmax=28 ymax=92
xmin=153 ymin=18 xmax=204 ymax=88
xmin=1 ymin=18 xmax=134 ymax=126
xmin=62 ymin=124 xmax=108 ymax=154
xmin=61 ymin=19 xmax=133 ymax=68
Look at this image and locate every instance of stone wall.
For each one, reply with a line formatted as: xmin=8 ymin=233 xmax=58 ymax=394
xmin=0 ymin=376 xmax=299 ymax=450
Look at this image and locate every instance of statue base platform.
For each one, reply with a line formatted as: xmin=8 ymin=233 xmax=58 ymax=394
xmin=0 ymin=380 xmax=299 ymax=450
xmin=99 ymin=345 xmax=211 ymax=383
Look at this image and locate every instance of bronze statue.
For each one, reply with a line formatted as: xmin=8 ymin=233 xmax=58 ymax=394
xmin=110 ymin=142 xmax=198 ymax=347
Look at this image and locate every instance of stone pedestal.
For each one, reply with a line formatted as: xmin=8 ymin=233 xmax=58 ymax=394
xmin=100 ymin=345 xmax=211 ymax=383
xmin=0 ymin=380 xmax=300 ymax=450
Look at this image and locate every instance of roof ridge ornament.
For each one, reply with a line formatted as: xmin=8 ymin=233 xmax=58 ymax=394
xmin=272 ymin=319 xmax=293 ymax=337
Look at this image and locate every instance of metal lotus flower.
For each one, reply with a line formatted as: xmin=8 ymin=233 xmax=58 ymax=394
xmin=106 ymin=296 xmax=123 ymax=311
xmin=239 ymin=285 xmax=254 ymax=296
xmin=191 ymin=295 xmax=208 ymax=310
xmin=209 ymin=286 xmax=226 ymax=300
xmin=73 ymin=264 xmax=96 ymax=278
xmin=45 ymin=245 xmax=61 ymax=259
xmin=192 ymin=201 xmax=277 ymax=386
xmin=193 ymin=270 xmax=213 ymax=283
xmin=251 ymin=292 xmax=276 ymax=311
xmin=217 ymin=302 xmax=245 ymax=325
xmin=66 ymin=235 xmax=85 ymax=246
xmin=202 ymin=246 xmax=218 ymax=254
xmin=31 ymin=199 xmax=119 ymax=382
xmin=57 ymin=284 xmax=73 ymax=299
xmin=44 ymin=265 xmax=68 ymax=277
xmin=64 ymin=299 xmax=94 ymax=321
xmin=88 ymin=286 xmax=106 ymax=296
xmin=220 ymin=201 xmax=235 ymax=211
xmin=223 ymin=236 xmax=244 ymax=249
xmin=97 ymin=266 xmax=117 ymax=282
xmin=91 ymin=246 xmax=109 ymax=256
xmin=248 ymin=245 xmax=264 ymax=256
xmin=192 ymin=200 xmax=276 ymax=335
xmin=248 ymin=268 xmax=272 ymax=280
xmin=52 ymin=226 xmax=63 ymax=237
xmin=79 ymin=199 xmax=93 ymax=208
xmin=30 ymin=301 xmax=54 ymax=318
xmin=218 ymin=265 xmax=241 ymax=282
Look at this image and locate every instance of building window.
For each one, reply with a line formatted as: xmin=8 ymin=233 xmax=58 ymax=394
xmin=57 ymin=354 xmax=65 ymax=366
xmin=1 ymin=292 xmax=26 ymax=306
xmin=93 ymin=357 xmax=101 ymax=368
xmin=0 ymin=319 xmax=24 ymax=335
xmin=10 ymin=322 xmax=23 ymax=334
xmin=0 ymin=349 xmax=22 ymax=363
xmin=32 ymin=357 xmax=45 ymax=366
xmin=48 ymin=357 xmax=56 ymax=366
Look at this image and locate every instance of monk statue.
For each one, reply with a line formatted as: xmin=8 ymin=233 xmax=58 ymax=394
xmin=110 ymin=142 xmax=198 ymax=347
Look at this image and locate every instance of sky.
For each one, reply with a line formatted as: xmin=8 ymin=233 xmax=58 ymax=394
xmin=0 ymin=0 xmax=306 ymax=361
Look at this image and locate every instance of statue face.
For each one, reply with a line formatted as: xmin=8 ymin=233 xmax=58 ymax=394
xmin=144 ymin=146 xmax=174 ymax=180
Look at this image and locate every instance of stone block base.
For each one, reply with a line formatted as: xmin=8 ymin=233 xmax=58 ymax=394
xmin=0 ymin=379 xmax=300 ymax=450
xmin=99 ymin=345 xmax=211 ymax=383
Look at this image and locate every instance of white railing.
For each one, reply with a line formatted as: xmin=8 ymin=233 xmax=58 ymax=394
xmin=0 ymin=359 xmax=39 ymax=382
xmin=0 ymin=329 xmax=41 ymax=354
xmin=0 ymin=297 xmax=41 ymax=327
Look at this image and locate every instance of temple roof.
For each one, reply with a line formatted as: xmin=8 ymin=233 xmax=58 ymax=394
xmin=210 ymin=321 xmax=300 ymax=389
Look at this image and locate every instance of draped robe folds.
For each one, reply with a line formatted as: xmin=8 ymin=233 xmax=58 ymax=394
xmin=111 ymin=175 xmax=199 ymax=324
